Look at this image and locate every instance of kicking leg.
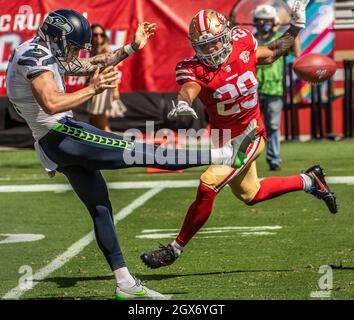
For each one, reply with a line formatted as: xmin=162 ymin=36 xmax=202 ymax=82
xmin=40 ymin=117 xmax=241 ymax=172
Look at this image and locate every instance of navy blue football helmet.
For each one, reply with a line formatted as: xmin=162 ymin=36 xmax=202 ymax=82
xmin=38 ymin=8 xmax=92 ymax=72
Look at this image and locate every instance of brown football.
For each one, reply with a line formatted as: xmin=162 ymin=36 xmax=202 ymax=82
xmin=293 ymin=53 xmax=337 ymax=84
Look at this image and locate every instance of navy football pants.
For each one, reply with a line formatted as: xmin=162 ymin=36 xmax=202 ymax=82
xmin=39 ymin=117 xmax=211 ymax=270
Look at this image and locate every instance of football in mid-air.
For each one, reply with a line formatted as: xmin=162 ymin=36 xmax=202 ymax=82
xmin=293 ymin=53 xmax=337 ymax=84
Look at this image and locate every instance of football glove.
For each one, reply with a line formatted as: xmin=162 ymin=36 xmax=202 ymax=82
xmin=287 ymin=0 xmax=309 ymax=28
xmin=167 ymin=100 xmax=198 ymax=120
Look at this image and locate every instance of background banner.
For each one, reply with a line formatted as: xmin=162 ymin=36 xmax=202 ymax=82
xmin=0 ymin=0 xmax=238 ymax=96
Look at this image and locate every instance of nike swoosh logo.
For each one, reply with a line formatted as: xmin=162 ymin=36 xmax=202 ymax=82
xmin=119 ymin=288 xmax=147 ymax=296
xmin=31 ymin=50 xmax=43 ymax=55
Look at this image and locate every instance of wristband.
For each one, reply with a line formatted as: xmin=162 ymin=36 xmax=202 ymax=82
xmin=124 ymin=44 xmax=136 ymax=56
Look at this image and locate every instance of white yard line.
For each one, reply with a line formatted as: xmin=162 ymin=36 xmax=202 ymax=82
xmin=141 ymin=225 xmax=283 ymax=233
xmin=0 ymin=180 xmax=199 ymax=193
xmin=0 ymin=234 xmax=45 ymax=244
xmin=0 ymin=176 xmax=353 ymax=193
xmin=137 ymin=226 xmax=282 ymax=239
xmin=2 ymin=187 xmax=163 ymax=300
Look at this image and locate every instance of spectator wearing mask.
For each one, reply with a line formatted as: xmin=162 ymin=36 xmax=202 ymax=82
xmin=253 ymin=4 xmax=300 ymax=171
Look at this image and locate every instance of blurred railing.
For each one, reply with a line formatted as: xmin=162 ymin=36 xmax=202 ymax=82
xmin=283 ymin=60 xmax=354 ymax=140
xmin=343 ymin=60 xmax=354 ymax=138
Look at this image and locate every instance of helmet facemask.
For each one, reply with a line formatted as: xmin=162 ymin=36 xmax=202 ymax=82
xmin=189 ymin=9 xmax=233 ymax=69
xmin=191 ymin=28 xmax=232 ymax=69
xmin=46 ymin=33 xmax=91 ymax=73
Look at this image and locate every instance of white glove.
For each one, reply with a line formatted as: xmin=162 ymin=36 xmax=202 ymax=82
xmin=167 ymin=100 xmax=198 ymax=120
xmin=287 ymin=0 xmax=309 ymax=28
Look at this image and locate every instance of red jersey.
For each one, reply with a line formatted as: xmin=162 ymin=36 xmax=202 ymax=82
xmin=176 ymin=28 xmax=265 ymax=144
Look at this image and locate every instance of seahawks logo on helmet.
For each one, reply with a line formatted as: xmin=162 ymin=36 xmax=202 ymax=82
xmin=46 ymin=14 xmax=74 ymax=34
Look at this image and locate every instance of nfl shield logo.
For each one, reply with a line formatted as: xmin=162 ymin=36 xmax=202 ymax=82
xmin=225 ymin=65 xmax=231 ymax=72
xmin=240 ymin=51 xmax=250 ymax=63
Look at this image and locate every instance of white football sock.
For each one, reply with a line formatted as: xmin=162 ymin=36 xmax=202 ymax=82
xmin=301 ymin=174 xmax=313 ymax=192
xmin=210 ymin=144 xmax=232 ymax=165
xmin=171 ymin=240 xmax=184 ymax=257
xmin=114 ymin=267 xmax=136 ymax=288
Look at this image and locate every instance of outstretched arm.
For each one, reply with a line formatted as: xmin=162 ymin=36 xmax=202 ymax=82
xmin=65 ymin=22 xmax=156 ymax=76
xmin=256 ymin=0 xmax=308 ymax=65
xmin=256 ymin=25 xmax=302 ymax=65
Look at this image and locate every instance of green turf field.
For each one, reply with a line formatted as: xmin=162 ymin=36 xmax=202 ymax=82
xmin=0 ymin=140 xmax=353 ymax=300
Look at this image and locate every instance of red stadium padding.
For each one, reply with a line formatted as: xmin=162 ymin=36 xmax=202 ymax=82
xmin=0 ymin=0 xmax=237 ymax=96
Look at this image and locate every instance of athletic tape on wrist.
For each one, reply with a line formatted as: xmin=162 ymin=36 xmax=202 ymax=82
xmin=124 ymin=44 xmax=135 ymax=56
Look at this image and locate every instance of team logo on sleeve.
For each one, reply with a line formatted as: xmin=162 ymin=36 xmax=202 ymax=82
xmin=240 ymin=51 xmax=250 ymax=63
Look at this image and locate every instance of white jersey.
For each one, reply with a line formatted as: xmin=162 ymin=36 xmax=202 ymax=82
xmin=6 ymin=37 xmax=73 ymax=141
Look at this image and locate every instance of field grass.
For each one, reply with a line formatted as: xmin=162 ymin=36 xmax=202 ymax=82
xmin=0 ymin=140 xmax=353 ymax=300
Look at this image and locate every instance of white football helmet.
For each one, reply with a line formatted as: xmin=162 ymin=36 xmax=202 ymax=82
xmin=253 ymin=5 xmax=279 ymax=24
xmin=189 ymin=9 xmax=232 ymax=69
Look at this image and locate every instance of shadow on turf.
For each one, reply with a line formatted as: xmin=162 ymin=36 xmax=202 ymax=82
xmin=134 ymin=268 xmax=296 ymax=281
xmin=27 ymin=267 xmax=336 ymax=300
xmin=38 ymin=268 xmax=295 ymax=290
xmin=330 ymin=264 xmax=354 ymax=270
xmin=39 ymin=275 xmax=114 ymax=288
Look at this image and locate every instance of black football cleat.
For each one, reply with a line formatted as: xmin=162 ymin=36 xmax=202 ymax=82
xmin=140 ymin=244 xmax=177 ymax=269
xmin=304 ymin=165 xmax=338 ymax=214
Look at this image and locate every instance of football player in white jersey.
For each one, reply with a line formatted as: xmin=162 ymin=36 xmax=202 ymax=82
xmin=6 ymin=8 xmax=243 ymax=300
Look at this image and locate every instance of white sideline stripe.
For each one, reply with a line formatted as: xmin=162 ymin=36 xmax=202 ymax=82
xmin=240 ymin=232 xmax=277 ymax=237
xmin=0 ymin=234 xmax=45 ymax=244
xmin=198 ymin=233 xmax=277 ymax=239
xmin=0 ymin=176 xmax=353 ymax=193
xmin=310 ymin=291 xmax=331 ymax=298
xmin=136 ymin=229 xmax=279 ymax=240
xmin=0 ymin=180 xmax=199 ymax=193
xmin=137 ymin=226 xmax=282 ymax=239
xmin=141 ymin=225 xmax=282 ymax=233
xmin=2 ymin=188 xmax=163 ymax=300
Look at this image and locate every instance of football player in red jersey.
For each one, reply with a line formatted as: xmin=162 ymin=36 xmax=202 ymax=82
xmin=141 ymin=0 xmax=338 ymax=269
